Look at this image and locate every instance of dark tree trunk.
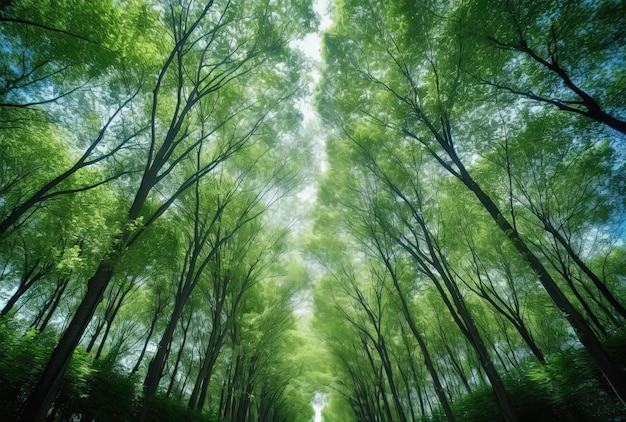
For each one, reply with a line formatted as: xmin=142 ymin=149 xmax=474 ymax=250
xmin=131 ymin=312 xmax=160 ymax=375
xmin=31 ymin=275 xmax=70 ymax=332
xmin=400 ymin=299 xmax=457 ymax=421
xmin=394 ymin=212 xmax=517 ymax=421
xmin=1 ymin=262 xmax=51 ymax=316
xmin=94 ymin=281 xmax=134 ymax=359
xmin=85 ymin=318 xmax=106 ymax=354
xmin=140 ymin=296 xmax=185 ymax=415
xmin=18 ymin=261 xmax=115 ymax=422
xmin=376 ymin=245 xmax=457 ymax=421
xmin=455 ymin=161 xmax=626 ymax=404
xmin=540 ymin=216 xmax=626 ymax=321
xmin=561 ymin=268 xmax=608 ymax=337
xmin=188 ymin=304 xmax=224 ymax=410
xmin=442 ymin=340 xmax=473 ymax=392
xmin=94 ymin=320 xmax=112 ymax=359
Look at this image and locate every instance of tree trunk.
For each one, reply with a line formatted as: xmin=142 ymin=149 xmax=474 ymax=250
xmin=188 ymin=339 xmax=220 ymax=410
xmin=455 ymin=162 xmax=626 ymax=405
xmin=561 ymin=268 xmax=608 ymax=337
xmin=166 ymin=311 xmax=192 ymax=397
xmin=85 ymin=318 xmax=106 ymax=354
xmin=475 ymin=290 xmax=546 ymax=364
xmin=377 ymin=337 xmax=408 ymax=422
xmin=18 ymin=261 xmax=115 ymax=422
xmin=540 ymin=216 xmax=626 ymax=321
xmin=139 ymin=296 xmax=186 ymax=420
xmin=461 ymin=299 xmax=517 ymax=422
xmin=31 ymin=275 xmax=70 ymax=331
xmin=1 ymin=264 xmax=50 ymax=316
xmin=94 ymin=320 xmax=113 ymax=359
xmin=442 ymin=340 xmax=473 ymax=392
xmin=378 ymin=252 xmax=457 ymax=421
xmin=398 ymin=215 xmax=517 ymax=421
xmin=131 ymin=313 xmax=159 ymax=375
xmin=188 ymin=302 xmax=225 ymax=410
xmin=401 ymin=302 xmax=457 ymax=421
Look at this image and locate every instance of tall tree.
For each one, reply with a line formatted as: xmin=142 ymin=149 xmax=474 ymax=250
xmin=18 ymin=0 xmax=312 ymax=419
xmin=319 ymin=0 xmax=626 ymax=406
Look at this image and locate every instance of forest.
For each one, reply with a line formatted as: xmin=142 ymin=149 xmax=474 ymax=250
xmin=0 ymin=0 xmax=625 ymax=421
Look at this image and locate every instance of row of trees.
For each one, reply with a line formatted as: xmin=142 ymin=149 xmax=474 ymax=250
xmin=312 ymin=0 xmax=626 ymax=421
xmin=0 ymin=0 xmax=320 ymax=420
xmin=2 ymin=0 xmax=626 ymax=421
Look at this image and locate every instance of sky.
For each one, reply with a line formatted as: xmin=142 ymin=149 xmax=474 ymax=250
xmin=284 ymin=0 xmax=334 ymax=322
xmin=289 ymin=1 xmax=334 ymax=420
xmin=292 ymin=0 xmax=333 ymax=184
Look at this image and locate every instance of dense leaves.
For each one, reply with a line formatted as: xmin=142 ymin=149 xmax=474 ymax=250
xmin=1 ymin=0 xmax=625 ymax=421
xmin=314 ymin=0 xmax=626 ymax=421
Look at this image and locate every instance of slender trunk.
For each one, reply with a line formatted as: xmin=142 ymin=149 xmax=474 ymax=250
xmin=540 ymin=217 xmax=626 ymax=321
xmin=492 ymin=343 xmax=511 ymax=372
xmin=164 ymin=338 xmax=183 ymax=397
xmin=1 ymin=270 xmax=46 ymax=316
xmin=499 ymin=322 xmax=522 ymax=369
xmin=189 ymin=343 xmax=220 ymax=410
xmin=218 ymin=374 xmax=230 ymax=421
xmin=94 ymin=289 xmax=129 ymax=359
xmin=442 ymin=340 xmax=472 ymax=392
xmin=377 ymin=337 xmax=408 ymax=422
xmin=455 ymin=163 xmax=626 ymax=404
xmin=177 ymin=370 xmax=191 ymax=400
xmin=408 ymin=319 xmax=456 ymax=422
xmin=414 ymin=375 xmax=426 ymax=418
xmin=140 ymin=296 xmax=186 ymax=417
xmin=188 ymin=310 xmax=223 ymax=409
xmin=403 ymin=221 xmax=516 ymax=420
xmin=196 ymin=345 xmax=224 ymax=411
xmin=227 ymin=355 xmax=244 ymax=421
xmin=397 ymin=364 xmax=417 ymax=422
xmin=31 ymin=275 xmax=70 ymax=331
xmin=513 ymin=320 xmax=545 ymax=364
xmin=2 ymin=251 xmax=53 ymax=316
xmin=577 ymin=277 xmax=622 ymax=328
xmin=18 ymin=261 xmax=115 ymax=422
xmin=95 ymin=319 xmax=113 ymax=359
xmin=131 ymin=314 xmax=158 ymax=375
xmin=221 ymin=359 xmax=237 ymax=421
xmin=440 ymin=264 xmax=516 ymax=420
xmin=140 ymin=209 xmax=225 ymax=417
xmin=39 ymin=276 xmax=70 ymax=332
xmin=195 ymin=375 xmax=210 ymax=412
xmin=361 ymin=343 xmax=391 ymax=422
xmin=476 ymin=290 xmax=546 ymax=364
xmin=236 ymin=389 xmax=251 ymax=422
xmin=381 ymin=255 xmax=456 ymax=421
xmin=85 ymin=318 xmax=106 ymax=353
xmin=562 ymin=270 xmax=608 ymax=337
xmin=139 ymin=262 xmax=201 ymax=418
xmin=464 ymin=303 xmax=517 ymax=422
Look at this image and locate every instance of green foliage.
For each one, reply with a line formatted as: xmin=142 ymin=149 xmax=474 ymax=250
xmin=2 ymin=0 xmax=625 ymax=420
xmin=75 ymin=361 xmax=138 ymax=422
xmin=445 ymin=334 xmax=626 ymax=422
xmin=0 ymin=318 xmax=58 ymax=420
xmin=144 ymin=394 xmax=215 ymax=422
xmin=0 ymin=319 xmax=219 ymax=421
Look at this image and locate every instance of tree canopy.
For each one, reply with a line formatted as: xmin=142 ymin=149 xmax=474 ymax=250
xmin=0 ymin=0 xmax=624 ymax=421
